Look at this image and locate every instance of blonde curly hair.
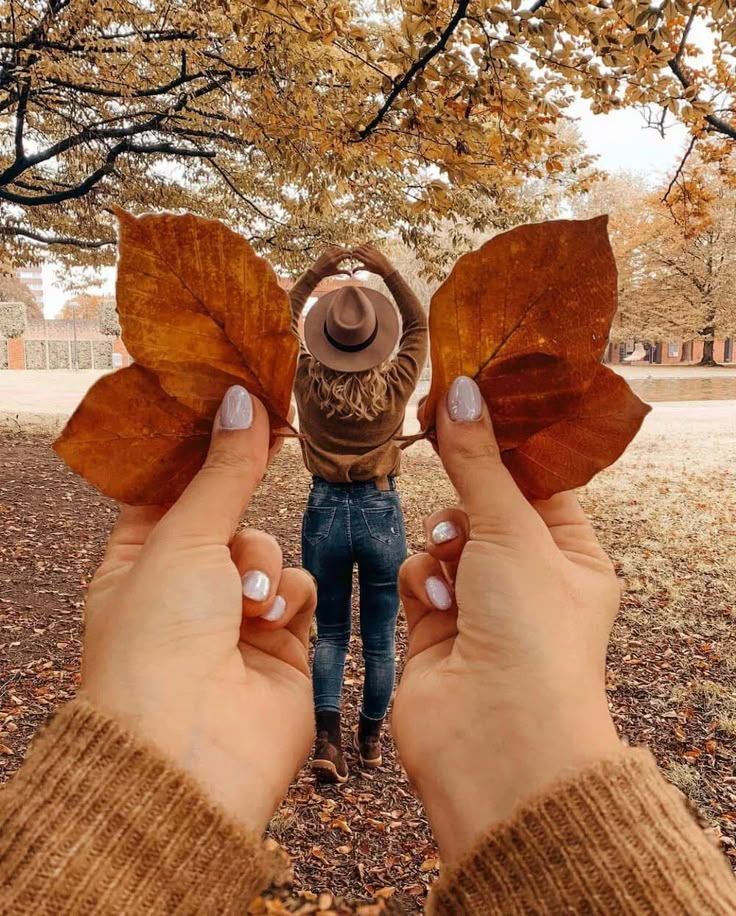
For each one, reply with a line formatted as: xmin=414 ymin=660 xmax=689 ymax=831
xmin=306 ymin=356 xmax=394 ymax=421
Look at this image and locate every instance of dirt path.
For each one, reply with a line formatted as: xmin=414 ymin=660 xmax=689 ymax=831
xmin=1 ymin=424 xmax=734 ymax=910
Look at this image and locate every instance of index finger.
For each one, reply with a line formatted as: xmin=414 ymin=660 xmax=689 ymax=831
xmin=532 ymin=491 xmax=608 ymax=560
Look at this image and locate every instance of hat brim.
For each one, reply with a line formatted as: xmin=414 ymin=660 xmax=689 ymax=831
xmin=303 ymin=286 xmax=400 ymax=372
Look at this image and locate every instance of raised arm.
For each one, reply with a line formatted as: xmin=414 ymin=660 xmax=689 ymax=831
xmin=289 ymin=246 xmax=351 ymax=333
xmin=352 ymin=244 xmax=428 ymax=385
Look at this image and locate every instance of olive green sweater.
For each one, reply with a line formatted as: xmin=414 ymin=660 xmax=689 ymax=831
xmin=1 ymin=699 xmax=735 ymax=914
xmin=289 ymin=269 xmax=428 ymax=486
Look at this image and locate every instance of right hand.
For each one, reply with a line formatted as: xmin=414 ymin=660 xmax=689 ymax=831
xmin=311 ymin=245 xmax=351 ymax=280
xmin=351 ymin=243 xmax=395 ymax=279
xmin=392 ymin=376 xmax=622 ymax=865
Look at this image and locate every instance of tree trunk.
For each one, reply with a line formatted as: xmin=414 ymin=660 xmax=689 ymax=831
xmin=698 ymin=337 xmax=718 ymax=366
xmin=698 ymin=268 xmax=719 ymax=366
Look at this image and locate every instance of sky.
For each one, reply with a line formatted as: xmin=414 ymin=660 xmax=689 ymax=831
xmin=41 ymin=102 xmax=693 ymax=317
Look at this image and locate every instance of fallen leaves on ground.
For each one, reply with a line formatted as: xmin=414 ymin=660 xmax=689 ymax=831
xmin=2 ymin=424 xmax=734 ymax=910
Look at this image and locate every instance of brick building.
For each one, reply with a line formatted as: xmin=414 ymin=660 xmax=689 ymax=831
xmin=607 ymin=337 xmax=734 ymax=365
xmin=2 ymin=318 xmax=132 ymax=370
xmin=1 ymin=275 xmax=357 ymax=370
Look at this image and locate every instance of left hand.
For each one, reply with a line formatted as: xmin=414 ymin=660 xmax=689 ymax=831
xmin=352 ymin=243 xmax=395 ymax=279
xmin=81 ymin=386 xmax=317 ymax=834
xmin=311 ymin=245 xmax=352 ymax=280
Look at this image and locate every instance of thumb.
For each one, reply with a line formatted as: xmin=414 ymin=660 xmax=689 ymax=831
xmin=160 ymin=385 xmax=270 ymax=545
xmin=436 ymin=377 xmax=535 ymax=539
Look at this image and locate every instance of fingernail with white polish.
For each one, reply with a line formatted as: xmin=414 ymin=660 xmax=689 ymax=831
xmin=221 ymin=385 xmax=253 ymax=430
xmin=261 ymin=595 xmax=286 ymax=622
xmin=447 ymin=376 xmax=482 ymax=423
xmin=242 ymin=570 xmax=271 ymax=602
xmin=432 ymin=520 xmax=460 ymax=545
xmin=425 ymin=576 xmax=453 ymax=610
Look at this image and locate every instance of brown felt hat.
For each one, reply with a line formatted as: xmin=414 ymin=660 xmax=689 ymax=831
xmin=303 ymin=285 xmax=400 ymax=372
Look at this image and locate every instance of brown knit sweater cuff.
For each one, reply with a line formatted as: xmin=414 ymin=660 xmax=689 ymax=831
xmin=427 ymin=748 xmax=736 ymax=915
xmin=0 ymin=699 xmax=278 ymax=915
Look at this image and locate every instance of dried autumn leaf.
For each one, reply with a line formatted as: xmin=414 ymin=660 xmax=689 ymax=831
xmin=421 ymin=216 xmax=650 ymax=498
xmin=502 ymin=366 xmax=650 ymax=497
xmin=54 ymin=209 xmax=299 ymax=505
xmin=405 ymin=885 xmax=426 ymax=897
xmin=53 ymin=365 xmax=210 ymax=505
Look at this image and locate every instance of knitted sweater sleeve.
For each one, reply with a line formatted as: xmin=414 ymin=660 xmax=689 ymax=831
xmin=3 ymin=707 xmax=734 ymax=915
xmin=0 ymin=700 xmax=279 ymax=916
xmin=427 ymin=748 xmax=736 ymax=915
xmin=384 ymin=269 xmax=429 ymax=388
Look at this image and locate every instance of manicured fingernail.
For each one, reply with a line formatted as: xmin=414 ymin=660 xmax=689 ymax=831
xmin=448 ymin=376 xmax=482 ymax=423
xmin=432 ymin=521 xmax=460 ymax=545
xmin=242 ymin=570 xmax=271 ymax=602
xmin=221 ymin=385 xmax=253 ymax=430
xmin=261 ymin=595 xmax=286 ymax=622
xmin=425 ymin=576 xmax=453 ymax=610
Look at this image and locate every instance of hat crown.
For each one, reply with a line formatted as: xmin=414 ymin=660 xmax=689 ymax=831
xmin=303 ymin=281 xmax=399 ymax=372
xmin=324 ymin=287 xmax=377 ymax=348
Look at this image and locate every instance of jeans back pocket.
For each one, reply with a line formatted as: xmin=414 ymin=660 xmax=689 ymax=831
xmin=361 ymin=506 xmax=401 ymax=545
xmin=303 ymin=506 xmax=338 ymax=546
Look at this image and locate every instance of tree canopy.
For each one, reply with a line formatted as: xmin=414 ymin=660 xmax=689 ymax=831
xmin=1 ymin=0 xmax=735 ymax=272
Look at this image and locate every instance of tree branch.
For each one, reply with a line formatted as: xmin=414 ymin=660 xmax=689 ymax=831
xmin=14 ymin=82 xmax=29 ymax=161
xmin=668 ymin=56 xmax=736 ymax=141
xmin=206 ymin=159 xmax=288 ymax=225
xmin=0 ymin=142 xmax=216 ymax=205
xmin=0 ymin=224 xmax=113 ymax=249
xmin=662 ymin=133 xmax=697 ymax=204
xmin=675 ymin=4 xmax=699 ymax=64
xmin=0 ymin=76 xmax=228 ymax=187
xmin=357 ymin=0 xmax=470 ymax=140
xmin=42 ymin=68 xmax=223 ymax=99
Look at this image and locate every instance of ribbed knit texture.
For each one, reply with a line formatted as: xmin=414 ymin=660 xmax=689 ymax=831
xmin=428 ymin=748 xmax=736 ymax=915
xmin=0 ymin=699 xmax=277 ymax=915
xmin=2 ymin=707 xmax=735 ymax=915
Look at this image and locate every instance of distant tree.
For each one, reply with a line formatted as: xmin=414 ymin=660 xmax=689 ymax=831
xmin=579 ymin=160 xmax=736 ymax=364
xmin=0 ymin=270 xmax=42 ymax=320
xmin=639 ymin=163 xmax=736 ymax=365
xmin=59 ymin=294 xmax=104 ymax=322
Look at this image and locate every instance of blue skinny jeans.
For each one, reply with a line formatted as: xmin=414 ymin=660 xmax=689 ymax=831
xmin=302 ymin=477 xmax=408 ymax=721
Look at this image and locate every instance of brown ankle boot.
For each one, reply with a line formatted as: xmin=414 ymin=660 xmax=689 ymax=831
xmin=312 ymin=711 xmax=348 ymax=784
xmin=354 ymin=713 xmax=383 ymax=768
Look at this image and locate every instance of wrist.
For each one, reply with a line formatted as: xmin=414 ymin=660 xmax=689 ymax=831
xmin=411 ymin=700 xmax=620 ymax=865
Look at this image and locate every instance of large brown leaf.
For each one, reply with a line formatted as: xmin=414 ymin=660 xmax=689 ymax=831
xmin=54 ymin=209 xmax=299 ymax=504
xmin=421 ymin=216 xmax=650 ymax=497
xmin=54 ymin=364 xmax=211 ymax=505
xmin=502 ymin=365 xmax=650 ymax=499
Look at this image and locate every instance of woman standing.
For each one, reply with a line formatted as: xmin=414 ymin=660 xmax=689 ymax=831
xmin=289 ymin=244 xmax=428 ymax=783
